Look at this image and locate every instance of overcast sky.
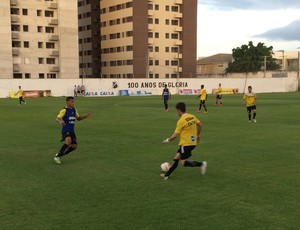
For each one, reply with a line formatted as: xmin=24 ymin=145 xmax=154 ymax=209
xmin=197 ymin=0 xmax=300 ymax=57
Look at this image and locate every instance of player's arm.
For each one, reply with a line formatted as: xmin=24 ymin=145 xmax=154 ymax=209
xmin=196 ymin=94 xmax=200 ymax=99
xmin=162 ymin=132 xmax=179 ymax=144
xmin=77 ymin=113 xmax=92 ymax=121
xmin=56 ymin=109 xmax=66 ymax=126
xmin=196 ymin=122 xmax=203 ymax=142
xmin=242 ymin=95 xmax=246 ymax=104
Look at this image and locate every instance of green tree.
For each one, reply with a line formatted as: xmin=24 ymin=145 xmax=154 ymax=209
xmin=226 ymin=41 xmax=280 ymax=73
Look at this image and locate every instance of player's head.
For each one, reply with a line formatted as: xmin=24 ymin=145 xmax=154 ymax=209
xmin=248 ymin=86 xmax=252 ymax=93
xmin=176 ymin=102 xmax=186 ymax=116
xmin=19 ymin=86 xmax=21 ymax=89
xmin=164 ymin=85 xmax=167 ymax=88
xmin=66 ymin=96 xmax=75 ymax=107
xmin=219 ymin=83 xmax=221 ymax=87
xmin=201 ymin=85 xmax=204 ymax=89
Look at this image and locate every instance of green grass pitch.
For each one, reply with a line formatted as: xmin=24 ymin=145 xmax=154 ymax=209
xmin=0 ymin=93 xmax=299 ymax=229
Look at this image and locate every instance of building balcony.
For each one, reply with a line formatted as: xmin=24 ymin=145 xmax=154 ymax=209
xmin=175 ymin=27 xmax=183 ymax=32
xmin=12 ymin=49 xmax=19 ymax=56
xmin=174 ymin=40 xmax=183 ymax=46
xmin=10 ymin=0 xmax=18 ymax=6
xmin=11 ymin=15 xmax=19 ymax=23
xmin=13 ymin=64 xmax=19 ymax=72
xmin=49 ymin=19 xmax=58 ymax=25
xmin=49 ymin=34 xmax=59 ymax=41
xmin=148 ymin=24 xmax=154 ymax=30
xmin=50 ymin=50 xmax=59 ymax=56
xmin=149 ymin=53 xmax=154 ymax=58
xmin=48 ymin=2 xmax=58 ymax=9
xmin=174 ymin=67 xmax=183 ymax=72
xmin=148 ymin=38 xmax=154 ymax=44
xmin=175 ymin=53 xmax=183 ymax=59
xmin=174 ymin=12 xmax=183 ymax=18
xmin=148 ymin=10 xmax=154 ymax=17
xmin=11 ymin=32 xmax=19 ymax=39
xmin=50 ymin=66 xmax=59 ymax=72
xmin=174 ymin=0 xmax=183 ymax=5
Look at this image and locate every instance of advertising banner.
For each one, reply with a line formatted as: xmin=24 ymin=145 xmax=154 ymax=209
xmin=212 ymin=88 xmax=239 ymax=95
xmin=9 ymin=90 xmax=51 ymax=98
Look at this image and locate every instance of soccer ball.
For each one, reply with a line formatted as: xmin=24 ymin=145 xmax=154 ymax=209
xmin=161 ymin=162 xmax=170 ymax=172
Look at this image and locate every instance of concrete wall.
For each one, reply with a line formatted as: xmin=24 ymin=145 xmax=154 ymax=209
xmin=0 ymin=75 xmax=298 ymax=98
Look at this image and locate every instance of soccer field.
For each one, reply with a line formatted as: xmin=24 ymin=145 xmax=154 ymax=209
xmin=0 ymin=93 xmax=299 ymax=229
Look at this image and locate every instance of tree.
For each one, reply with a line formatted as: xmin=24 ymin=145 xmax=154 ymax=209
xmin=226 ymin=41 xmax=280 ymax=73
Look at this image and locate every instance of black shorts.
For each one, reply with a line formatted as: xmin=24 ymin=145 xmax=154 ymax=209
xmin=216 ymin=95 xmax=222 ymax=99
xmin=247 ymin=105 xmax=256 ymax=113
xmin=61 ymin=132 xmax=77 ymax=144
xmin=177 ymin=146 xmax=196 ymax=160
xmin=200 ymin=100 xmax=206 ymax=105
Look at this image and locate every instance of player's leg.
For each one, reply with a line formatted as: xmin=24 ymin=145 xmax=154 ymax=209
xmin=253 ymin=106 xmax=257 ymax=122
xmin=164 ymin=99 xmax=168 ymax=111
xmin=215 ymin=96 xmax=218 ymax=106
xmin=203 ymin=100 xmax=208 ymax=113
xmin=19 ymin=97 xmax=22 ymax=104
xmin=247 ymin=107 xmax=252 ymax=122
xmin=219 ymin=96 xmax=223 ymax=106
xmin=197 ymin=101 xmax=202 ymax=112
xmin=181 ymin=146 xmax=207 ymax=175
xmin=161 ymin=151 xmax=181 ymax=179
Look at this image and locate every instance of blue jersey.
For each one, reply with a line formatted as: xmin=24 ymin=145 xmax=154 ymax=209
xmin=57 ymin=107 xmax=79 ymax=134
xmin=163 ymin=88 xmax=170 ymax=100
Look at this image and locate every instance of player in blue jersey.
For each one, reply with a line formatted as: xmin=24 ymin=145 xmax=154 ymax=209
xmin=54 ymin=96 xmax=92 ymax=164
xmin=162 ymin=85 xmax=171 ymax=112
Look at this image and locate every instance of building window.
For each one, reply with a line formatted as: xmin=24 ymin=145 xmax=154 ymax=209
xmin=165 ymin=33 xmax=169 ymax=39
xmin=46 ymin=42 xmax=55 ymax=49
xmin=171 ymin=47 xmax=179 ymax=53
xmin=45 ymin=27 xmax=54 ymax=33
xmin=165 ymin=19 xmax=170 ymax=25
xmin=11 ymin=8 xmax=19 ymax=15
xmin=148 ymin=46 xmax=153 ymax=52
xmin=155 ymin=5 xmax=159 ymax=10
xmin=46 ymin=58 xmax=55 ymax=64
xmin=37 ymin=10 xmax=42 ymax=16
xmin=165 ymin=6 xmax=170 ymax=11
xmin=155 ymin=46 xmax=159 ymax=52
xmin=155 ymin=32 xmax=159 ymax=38
xmin=45 ymin=10 xmax=54 ymax=17
xmin=149 ymin=73 xmax=153 ymax=78
xmin=171 ymin=60 xmax=178 ymax=66
xmin=11 ymin=25 xmax=20 ymax=31
xmin=165 ymin=47 xmax=170 ymax=52
xmin=24 ymin=41 xmax=29 ymax=48
xmin=155 ymin=60 xmax=159 ymax=65
xmin=12 ymin=41 xmax=21 ymax=48
xmin=13 ymin=73 xmax=22 ymax=78
xmin=149 ymin=60 xmax=153 ymax=66
xmin=126 ymin=31 xmax=133 ymax=37
xmin=126 ymin=46 xmax=133 ymax=51
xmin=165 ymin=74 xmax=170 ymax=78
xmin=148 ymin=18 xmax=153 ymax=24
xmin=148 ymin=4 xmax=153 ymax=10
xmin=155 ymin=18 xmax=159 ymax=24
xmin=38 ymin=58 xmax=44 ymax=64
xmin=155 ymin=74 xmax=159 ymax=78
xmin=165 ymin=60 xmax=170 ymax=66
xmin=148 ymin=32 xmax=153 ymax=38
xmin=37 ymin=26 xmax=43 ymax=32
xmin=22 ymin=9 xmax=28 ymax=15
xmin=171 ymin=6 xmax=179 ymax=12
xmin=171 ymin=33 xmax=179 ymax=39
xmin=171 ymin=20 xmax=179 ymax=25
xmin=25 ymin=73 xmax=31 ymax=79
xmin=23 ymin=25 xmax=29 ymax=32
xmin=47 ymin=73 xmax=56 ymax=78
xmin=39 ymin=73 xmax=45 ymax=79
xmin=38 ymin=42 xmax=43 ymax=48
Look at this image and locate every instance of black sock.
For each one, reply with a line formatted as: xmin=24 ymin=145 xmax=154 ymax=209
xmin=165 ymin=159 xmax=179 ymax=177
xmin=203 ymin=105 xmax=207 ymax=112
xmin=56 ymin=144 xmax=75 ymax=157
xmin=165 ymin=103 xmax=168 ymax=110
xmin=184 ymin=160 xmax=202 ymax=167
xmin=253 ymin=113 xmax=256 ymax=119
xmin=199 ymin=104 xmax=202 ymax=110
xmin=63 ymin=146 xmax=75 ymax=156
xmin=248 ymin=113 xmax=251 ymax=121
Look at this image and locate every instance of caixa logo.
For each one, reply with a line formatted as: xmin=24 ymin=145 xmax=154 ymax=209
xmin=85 ymin=91 xmax=115 ymax=96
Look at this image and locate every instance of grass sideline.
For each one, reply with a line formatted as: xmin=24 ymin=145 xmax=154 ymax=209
xmin=0 ymin=93 xmax=299 ymax=229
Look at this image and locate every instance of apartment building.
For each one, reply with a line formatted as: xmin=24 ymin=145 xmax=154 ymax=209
xmin=78 ymin=0 xmax=197 ymax=78
xmin=0 ymin=0 xmax=79 ymax=79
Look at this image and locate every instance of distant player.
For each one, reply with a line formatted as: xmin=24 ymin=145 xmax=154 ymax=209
xmin=15 ymin=86 xmax=26 ymax=105
xmin=161 ymin=102 xmax=207 ymax=180
xmin=54 ymin=96 xmax=92 ymax=164
xmin=74 ymin=85 xmax=77 ymax=97
xmin=196 ymin=85 xmax=208 ymax=113
xmin=243 ymin=86 xmax=257 ymax=123
xmin=215 ymin=83 xmax=223 ymax=106
xmin=162 ymin=85 xmax=171 ymax=112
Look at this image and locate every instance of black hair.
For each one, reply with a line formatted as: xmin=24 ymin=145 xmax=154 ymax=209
xmin=248 ymin=86 xmax=252 ymax=89
xmin=176 ymin=102 xmax=186 ymax=113
xmin=66 ymin=96 xmax=74 ymax=101
xmin=201 ymin=85 xmax=204 ymax=89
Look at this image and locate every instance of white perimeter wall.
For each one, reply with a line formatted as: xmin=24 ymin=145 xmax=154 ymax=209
xmin=0 ymin=74 xmax=298 ymax=98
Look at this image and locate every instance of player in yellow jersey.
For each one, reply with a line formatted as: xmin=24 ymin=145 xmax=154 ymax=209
xmin=243 ymin=86 xmax=257 ymax=123
xmin=15 ymin=86 xmax=26 ymax=105
xmin=215 ymin=83 xmax=223 ymax=106
xmin=161 ymin=102 xmax=207 ymax=179
xmin=196 ymin=85 xmax=208 ymax=113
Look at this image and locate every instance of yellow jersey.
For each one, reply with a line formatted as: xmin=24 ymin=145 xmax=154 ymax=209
xmin=243 ymin=92 xmax=256 ymax=107
xmin=217 ymin=87 xmax=222 ymax=95
xmin=200 ymin=89 xmax=207 ymax=100
xmin=175 ymin=113 xmax=200 ymax=146
xmin=17 ymin=90 xmax=24 ymax=97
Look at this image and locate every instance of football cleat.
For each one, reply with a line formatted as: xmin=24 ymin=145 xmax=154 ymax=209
xmin=253 ymin=119 xmax=257 ymax=123
xmin=54 ymin=156 xmax=61 ymax=164
xmin=160 ymin=174 xmax=169 ymax=180
xmin=200 ymin=161 xmax=207 ymax=175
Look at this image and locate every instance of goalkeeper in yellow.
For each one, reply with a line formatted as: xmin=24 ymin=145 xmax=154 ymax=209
xmin=196 ymin=85 xmax=208 ymax=113
xmin=243 ymin=86 xmax=257 ymax=123
xmin=161 ymin=102 xmax=207 ymax=180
